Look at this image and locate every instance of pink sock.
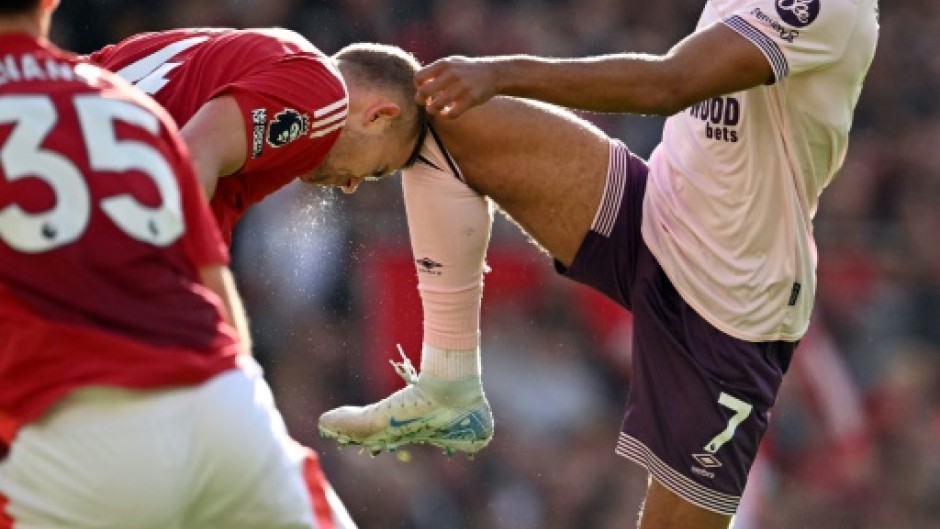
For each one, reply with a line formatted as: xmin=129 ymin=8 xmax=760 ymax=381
xmin=402 ymin=154 xmax=491 ymax=380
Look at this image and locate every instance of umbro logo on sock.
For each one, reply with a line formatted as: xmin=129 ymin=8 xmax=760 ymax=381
xmin=416 ymin=257 xmax=443 ymax=275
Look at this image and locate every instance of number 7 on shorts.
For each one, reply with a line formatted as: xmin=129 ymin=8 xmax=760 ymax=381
xmin=704 ymin=392 xmax=753 ymax=454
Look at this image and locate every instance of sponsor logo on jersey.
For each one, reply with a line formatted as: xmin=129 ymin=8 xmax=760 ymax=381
xmin=775 ymin=0 xmax=820 ymax=28
xmin=267 ymin=108 xmax=309 ymax=148
xmin=751 ymin=7 xmax=800 ymax=42
xmin=688 ymin=96 xmax=741 ymax=143
xmin=416 ymin=257 xmax=443 ymax=275
xmin=251 ymin=108 xmax=266 ymax=158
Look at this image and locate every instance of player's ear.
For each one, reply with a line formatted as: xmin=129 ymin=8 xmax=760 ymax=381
xmin=363 ymin=102 xmax=401 ymax=127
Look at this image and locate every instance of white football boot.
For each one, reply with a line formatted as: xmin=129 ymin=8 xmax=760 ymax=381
xmin=318 ymin=347 xmax=493 ymax=457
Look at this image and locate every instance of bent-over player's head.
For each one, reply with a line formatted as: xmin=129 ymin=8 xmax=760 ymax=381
xmin=303 ymin=43 xmax=427 ymax=193
xmin=0 ymin=0 xmax=58 ymax=36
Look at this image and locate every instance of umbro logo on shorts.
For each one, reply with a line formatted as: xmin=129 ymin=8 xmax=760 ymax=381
xmin=692 ymin=453 xmax=723 ymax=468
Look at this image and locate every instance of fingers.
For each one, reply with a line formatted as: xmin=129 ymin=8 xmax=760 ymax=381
xmin=414 ymin=65 xmax=452 ymax=106
xmin=415 ymin=58 xmax=469 ymax=118
xmin=438 ymin=99 xmax=471 ymax=119
xmin=414 ymin=59 xmax=447 ymax=87
xmin=414 ymin=77 xmax=443 ymax=107
xmin=420 ymin=92 xmax=471 ymax=119
xmin=414 ymin=58 xmax=455 ymax=103
xmin=423 ymin=86 xmax=461 ymax=115
xmin=416 ymin=75 xmax=472 ymax=118
xmin=417 ymin=87 xmax=461 ymax=119
xmin=415 ymin=57 xmax=492 ymax=118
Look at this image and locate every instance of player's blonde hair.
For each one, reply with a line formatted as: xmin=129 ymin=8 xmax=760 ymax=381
xmin=333 ymin=43 xmax=427 ymax=161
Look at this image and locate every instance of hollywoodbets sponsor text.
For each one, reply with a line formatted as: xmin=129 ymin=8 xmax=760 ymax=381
xmin=688 ymin=96 xmax=740 ymax=143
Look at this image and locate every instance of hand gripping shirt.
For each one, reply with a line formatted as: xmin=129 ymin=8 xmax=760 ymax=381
xmin=0 ymin=34 xmax=240 ymax=443
xmin=642 ymin=0 xmax=879 ymax=341
xmin=88 ymin=28 xmax=348 ymax=243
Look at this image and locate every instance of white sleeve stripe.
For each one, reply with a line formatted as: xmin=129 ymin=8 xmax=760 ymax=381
xmin=309 ymin=121 xmax=344 ymax=138
xmin=723 ymin=16 xmax=789 ymax=81
xmin=311 ymin=109 xmax=347 ymax=128
xmin=590 ymin=140 xmax=629 ymax=237
xmin=314 ymin=97 xmax=348 ymax=117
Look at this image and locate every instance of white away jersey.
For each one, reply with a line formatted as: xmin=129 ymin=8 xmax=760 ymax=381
xmin=642 ymin=0 xmax=879 ymax=341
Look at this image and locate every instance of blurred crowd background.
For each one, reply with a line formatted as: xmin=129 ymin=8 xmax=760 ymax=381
xmin=52 ymin=1 xmax=939 ymax=528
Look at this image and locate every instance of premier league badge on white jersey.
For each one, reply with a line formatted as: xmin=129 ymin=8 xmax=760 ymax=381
xmin=776 ymin=0 xmax=821 ymax=28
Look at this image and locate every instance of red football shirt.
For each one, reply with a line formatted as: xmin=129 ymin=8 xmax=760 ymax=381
xmin=0 ymin=34 xmax=241 ymax=443
xmin=88 ymin=28 xmax=348 ymax=242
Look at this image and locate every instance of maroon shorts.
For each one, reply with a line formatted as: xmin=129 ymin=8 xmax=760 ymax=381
xmin=556 ymin=140 xmax=795 ymax=515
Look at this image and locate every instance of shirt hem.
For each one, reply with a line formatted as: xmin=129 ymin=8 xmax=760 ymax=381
xmin=641 ymin=230 xmax=808 ymax=343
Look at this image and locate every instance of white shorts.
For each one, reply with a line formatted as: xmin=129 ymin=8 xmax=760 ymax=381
xmin=0 ymin=359 xmax=355 ymax=529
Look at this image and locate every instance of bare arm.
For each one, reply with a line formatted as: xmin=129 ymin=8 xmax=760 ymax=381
xmin=179 ymin=95 xmax=247 ymax=198
xmin=416 ymin=22 xmax=772 ymax=118
xmin=198 ymin=264 xmax=253 ymax=355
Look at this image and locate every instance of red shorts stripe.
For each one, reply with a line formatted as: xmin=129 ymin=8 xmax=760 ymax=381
xmin=0 ymin=494 xmax=13 ymax=529
xmin=301 ymin=447 xmax=336 ymax=529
